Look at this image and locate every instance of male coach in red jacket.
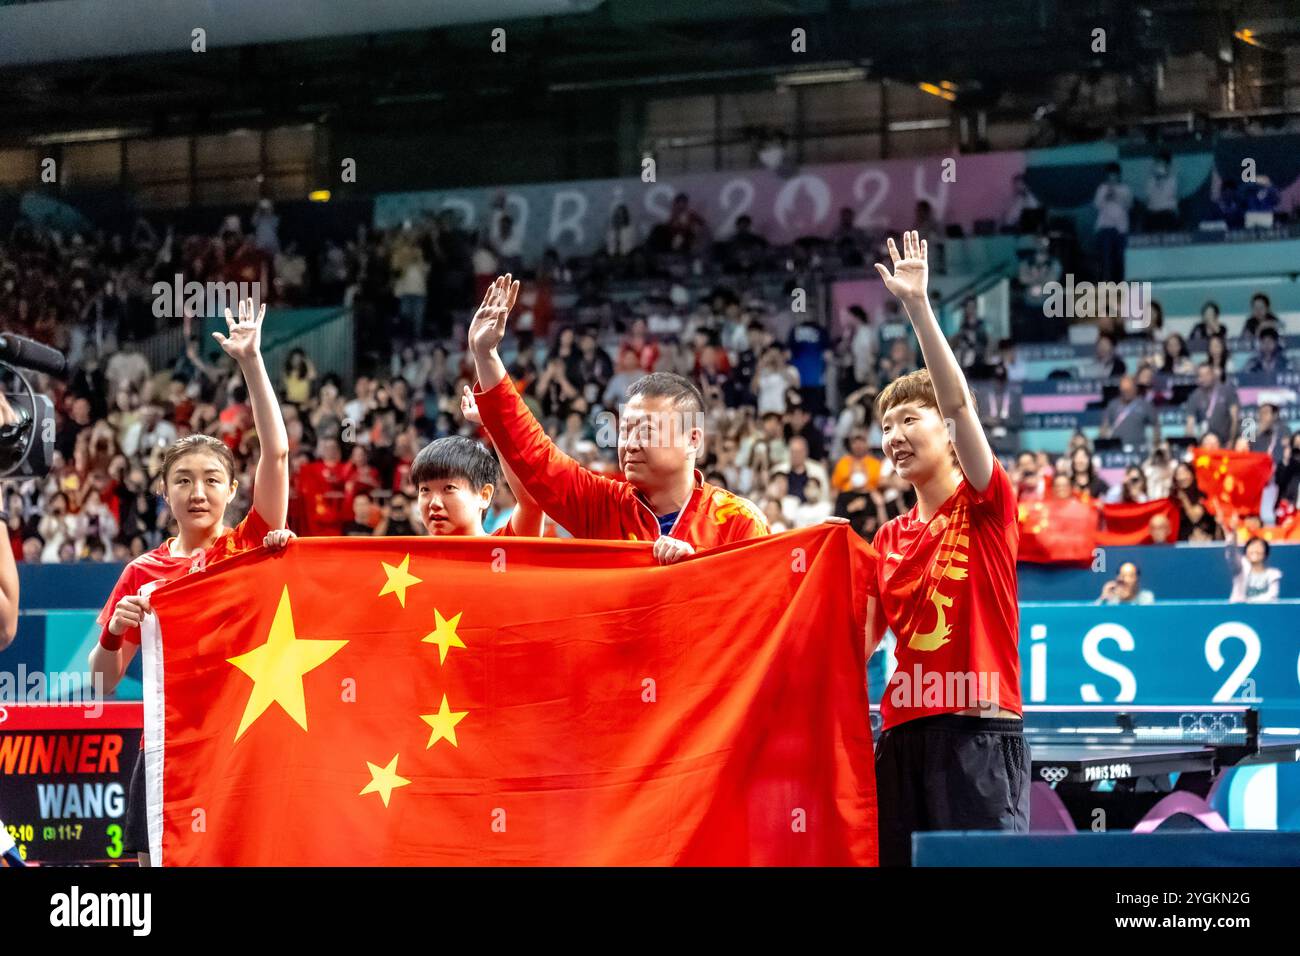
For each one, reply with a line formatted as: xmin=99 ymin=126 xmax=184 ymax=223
xmin=468 ymin=275 xmax=767 ymax=562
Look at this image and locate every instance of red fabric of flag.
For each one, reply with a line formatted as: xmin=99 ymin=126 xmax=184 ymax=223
xmin=144 ymin=526 xmax=878 ymax=866
xmin=1193 ymin=447 xmax=1274 ymax=517
xmin=1096 ymin=499 xmax=1181 ymax=546
xmin=1017 ymin=497 xmax=1099 ymax=563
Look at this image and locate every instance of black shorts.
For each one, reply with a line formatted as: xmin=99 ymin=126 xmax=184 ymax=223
xmin=123 ymin=748 xmax=148 ymax=856
xmin=875 ymin=713 xmax=1031 ymax=867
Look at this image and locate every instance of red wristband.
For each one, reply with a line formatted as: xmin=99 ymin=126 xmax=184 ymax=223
xmin=99 ymin=630 xmax=123 ymax=652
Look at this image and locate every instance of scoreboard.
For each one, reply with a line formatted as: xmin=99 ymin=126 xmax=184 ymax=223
xmin=0 ymin=702 xmax=141 ymax=865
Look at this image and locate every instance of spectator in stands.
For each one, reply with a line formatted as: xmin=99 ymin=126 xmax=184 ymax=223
xmin=341 ymin=492 xmax=377 ymax=536
xmin=976 ymin=362 xmax=1022 ymax=458
xmin=951 ymin=297 xmax=990 ymax=375
xmin=720 ymin=215 xmax=770 ymax=274
xmin=1089 ymin=333 xmax=1127 ymax=379
xmin=1171 ymin=461 xmax=1220 ymax=541
xmin=1148 ymin=512 xmax=1173 ymax=544
xmin=1132 ymin=299 xmax=1165 ymax=342
xmin=1093 ymin=162 xmax=1132 ymax=282
xmin=830 ymin=429 xmax=881 ymax=494
xmin=487 ymin=194 xmax=524 ymax=273
xmin=605 ymin=204 xmax=637 ymax=260
xmin=879 ymin=336 xmax=919 ymax=381
xmin=1104 ymin=465 xmax=1149 ymax=504
xmin=1160 ymin=333 xmax=1194 ymax=377
xmin=1142 ymin=151 xmax=1180 ymax=232
xmin=1249 ymin=403 xmax=1290 ymax=470
xmin=838 ymin=305 xmax=877 ymax=395
xmin=911 ymin=200 xmax=946 ymax=274
xmin=790 ymin=476 xmax=833 ymax=528
xmin=787 ymin=314 xmax=831 ymax=414
xmin=1243 ymin=292 xmax=1281 ymax=339
xmin=1097 ymin=561 xmax=1154 ymax=605
xmin=1243 ymin=175 xmax=1282 ymax=227
xmin=251 ymin=199 xmax=281 ymax=256
xmin=651 ymin=192 xmax=708 ymax=256
xmin=390 ymin=225 xmax=429 ymax=342
xmin=1206 ymin=333 xmax=1232 ymax=382
xmin=1004 ymin=173 xmax=1042 ymax=232
xmin=1183 ymin=361 xmax=1240 ymax=446
xmin=753 ymin=345 xmax=798 ymax=416
xmin=785 ymin=402 xmax=826 ymax=462
xmin=1101 ymin=374 xmax=1159 ymax=452
xmin=1018 ymin=235 xmax=1062 ymax=310
xmin=1188 ymin=301 xmax=1226 ymax=343
xmin=282 ymin=349 xmax=317 ymax=405
xmin=830 ymin=206 xmax=872 ymax=266
xmin=1143 ymin=443 xmax=1175 ymax=499
xmin=1049 ymin=473 xmax=1075 ymax=501
xmin=1274 ymin=433 xmax=1300 ymax=517
xmin=1013 ymin=451 xmax=1045 ymax=501
xmin=1225 ymin=516 xmax=1282 ymax=603
xmin=1214 ymin=180 xmax=1245 ymax=230
xmin=1244 ymin=327 xmax=1290 ymax=375
xmin=1069 ymin=446 xmax=1109 ymax=499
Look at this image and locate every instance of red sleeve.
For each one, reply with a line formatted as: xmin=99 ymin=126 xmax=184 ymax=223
xmin=95 ymin=565 xmax=141 ymax=650
xmin=474 ymin=377 xmax=620 ymax=539
xmin=231 ymin=507 xmax=274 ymax=552
xmin=969 ymin=460 xmax=1017 ymax=526
xmin=491 ymin=520 xmax=515 ymax=537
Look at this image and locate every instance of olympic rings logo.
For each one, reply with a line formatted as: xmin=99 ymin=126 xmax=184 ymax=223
xmin=1178 ymin=713 xmax=1239 ymax=741
xmin=1039 ymin=766 xmax=1069 ymax=784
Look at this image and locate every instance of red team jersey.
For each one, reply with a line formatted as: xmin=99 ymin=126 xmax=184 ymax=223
xmin=96 ymin=508 xmax=272 ymax=650
xmin=872 ymin=461 xmax=1021 ymax=729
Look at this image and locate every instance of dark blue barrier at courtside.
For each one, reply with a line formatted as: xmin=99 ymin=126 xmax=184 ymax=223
xmin=1017 ymin=543 xmax=1300 ymax=603
xmin=914 ymin=831 xmax=1300 ymax=866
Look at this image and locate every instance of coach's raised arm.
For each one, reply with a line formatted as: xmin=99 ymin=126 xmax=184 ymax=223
xmin=467 ymin=274 xmax=767 ymax=561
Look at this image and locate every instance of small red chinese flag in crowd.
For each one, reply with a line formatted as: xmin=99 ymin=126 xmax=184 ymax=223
xmin=1193 ymin=447 xmax=1274 ymax=517
xmin=143 ymin=526 xmax=878 ymax=866
xmin=1096 ymin=499 xmax=1181 ymax=546
xmin=1017 ymin=497 xmax=1099 ymax=563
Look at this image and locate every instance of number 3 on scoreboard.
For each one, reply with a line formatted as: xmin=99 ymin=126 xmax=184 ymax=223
xmin=106 ymin=823 xmax=123 ymax=859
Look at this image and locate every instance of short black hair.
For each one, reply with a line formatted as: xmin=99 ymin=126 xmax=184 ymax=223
xmin=1247 ymin=536 xmax=1272 ymax=559
xmin=625 ymin=372 xmax=704 ymax=413
xmin=1259 ymin=327 xmax=1280 ymax=343
xmin=1105 ymin=161 xmax=1122 ymax=175
xmin=1252 ymin=292 xmax=1271 ymax=306
xmin=410 ymin=436 xmax=499 ymax=493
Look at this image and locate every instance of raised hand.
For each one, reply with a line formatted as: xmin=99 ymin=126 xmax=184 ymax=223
xmin=460 ymin=384 xmax=481 ymax=426
xmin=874 ymin=230 xmax=929 ymax=305
xmin=468 ymin=274 xmax=520 ymax=360
xmin=213 ymin=298 xmax=266 ymax=363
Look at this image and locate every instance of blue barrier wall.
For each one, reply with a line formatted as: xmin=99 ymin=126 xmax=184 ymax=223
xmin=1017 ymin=542 xmax=1300 ymax=602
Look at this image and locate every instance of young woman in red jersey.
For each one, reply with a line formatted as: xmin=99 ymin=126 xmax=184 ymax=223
xmin=868 ymin=232 xmax=1028 ymax=866
xmin=87 ymin=299 xmax=293 ymax=867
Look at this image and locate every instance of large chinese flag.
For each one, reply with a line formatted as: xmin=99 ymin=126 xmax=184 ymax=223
xmin=1017 ymin=497 xmax=1098 ymax=563
xmin=1096 ymin=499 xmax=1181 ymax=546
xmin=1193 ymin=447 xmax=1274 ymax=517
xmin=142 ymin=526 xmax=878 ymax=866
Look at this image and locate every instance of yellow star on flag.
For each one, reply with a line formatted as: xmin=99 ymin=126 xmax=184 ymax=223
xmin=420 ymin=694 xmax=468 ymax=749
xmin=359 ymin=754 xmax=411 ymax=808
xmin=422 ymin=609 xmax=466 ymax=664
xmin=379 ymin=554 xmax=423 ymax=607
xmin=227 ymin=585 xmax=348 ymax=742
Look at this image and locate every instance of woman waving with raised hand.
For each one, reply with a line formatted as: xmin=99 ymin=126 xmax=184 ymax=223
xmin=87 ymin=298 xmax=294 ymax=867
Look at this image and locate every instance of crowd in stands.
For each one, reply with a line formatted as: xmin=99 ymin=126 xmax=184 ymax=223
xmin=2 ymin=161 xmax=1297 ymax=578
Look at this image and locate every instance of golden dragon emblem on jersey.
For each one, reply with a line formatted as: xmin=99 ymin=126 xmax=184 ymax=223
xmin=906 ymin=507 xmax=971 ymax=652
xmin=711 ymin=490 xmax=765 ymax=526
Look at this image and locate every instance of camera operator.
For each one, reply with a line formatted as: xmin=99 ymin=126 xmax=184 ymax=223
xmin=0 ymin=391 xmax=20 ymax=648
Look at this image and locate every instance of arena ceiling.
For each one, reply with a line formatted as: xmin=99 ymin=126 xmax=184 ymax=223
xmin=0 ymin=0 xmax=1296 ymax=145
